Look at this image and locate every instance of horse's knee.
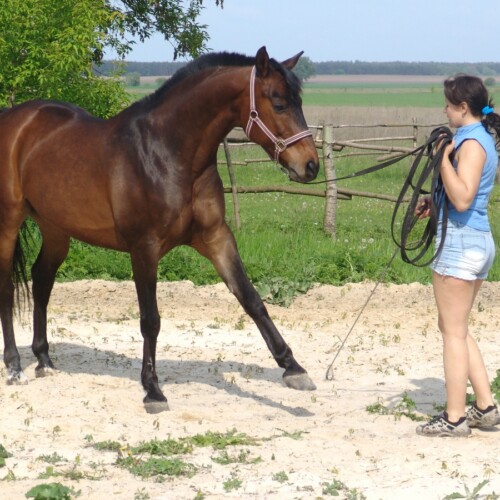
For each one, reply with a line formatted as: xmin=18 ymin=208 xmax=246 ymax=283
xmin=140 ymin=314 xmax=161 ymax=338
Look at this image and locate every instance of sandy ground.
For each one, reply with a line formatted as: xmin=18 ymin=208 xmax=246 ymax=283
xmin=1 ymin=279 xmax=499 ymax=500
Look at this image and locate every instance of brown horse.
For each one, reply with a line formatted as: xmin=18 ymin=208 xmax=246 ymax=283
xmin=0 ymin=47 xmax=319 ymax=412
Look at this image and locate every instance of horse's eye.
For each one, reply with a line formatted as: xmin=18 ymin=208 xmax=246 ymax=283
xmin=272 ymin=101 xmax=288 ymax=112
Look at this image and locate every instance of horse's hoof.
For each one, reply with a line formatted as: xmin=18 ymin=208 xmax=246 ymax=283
xmin=283 ymin=373 xmax=316 ymax=391
xmin=35 ymin=366 xmax=57 ymax=378
xmin=144 ymin=397 xmax=170 ymax=414
xmin=6 ymin=370 xmax=29 ymax=386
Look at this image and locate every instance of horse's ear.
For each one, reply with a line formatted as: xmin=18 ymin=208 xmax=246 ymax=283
xmin=255 ymin=46 xmax=269 ymax=77
xmin=281 ymin=51 xmax=304 ymax=70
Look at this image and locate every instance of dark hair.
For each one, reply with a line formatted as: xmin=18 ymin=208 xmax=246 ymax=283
xmin=444 ymin=74 xmax=500 ymax=143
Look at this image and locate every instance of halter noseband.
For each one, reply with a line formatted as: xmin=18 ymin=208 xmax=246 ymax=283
xmin=245 ymin=66 xmax=313 ymax=163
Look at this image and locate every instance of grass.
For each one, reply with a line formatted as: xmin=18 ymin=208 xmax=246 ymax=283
xmin=302 ymin=81 xmax=500 ymax=108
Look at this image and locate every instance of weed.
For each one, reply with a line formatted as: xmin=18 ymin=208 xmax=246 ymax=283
xmin=255 ymin=276 xmax=312 ymax=307
xmin=189 ymin=429 xmax=259 ymax=450
xmin=117 ymin=456 xmax=196 ymax=479
xmin=223 ymin=473 xmax=242 ymax=492
xmin=442 ymin=479 xmax=497 ymax=500
xmin=322 ymin=478 xmax=367 ymax=499
xmin=0 ymin=445 xmax=11 ymax=468
xmin=366 ymin=392 xmax=426 ymax=421
xmin=131 ymin=438 xmax=193 ymax=456
xmin=134 ymin=488 xmax=150 ymax=500
xmin=37 ymin=453 xmax=68 ymax=464
xmin=491 ymin=369 xmax=500 ymax=401
xmin=211 ymin=449 xmax=261 ymax=465
xmin=25 ymin=482 xmax=79 ymax=499
xmin=273 ymin=471 xmax=288 ymax=483
xmin=276 ymin=429 xmax=307 ymax=440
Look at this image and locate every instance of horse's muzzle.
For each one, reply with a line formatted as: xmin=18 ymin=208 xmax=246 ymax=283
xmin=286 ymin=159 xmax=319 ymax=183
xmin=305 ymin=159 xmax=319 ymax=181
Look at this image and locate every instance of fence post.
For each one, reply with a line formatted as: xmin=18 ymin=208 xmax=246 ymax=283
xmin=223 ymin=138 xmax=241 ymax=230
xmin=322 ymin=124 xmax=337 ymax=238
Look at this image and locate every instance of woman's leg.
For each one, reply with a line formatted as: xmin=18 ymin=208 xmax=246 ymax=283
xmin=432 ymin=271 xmax=478 ymax=422
xmin=466 ymin=280 xmax=496 ymax=410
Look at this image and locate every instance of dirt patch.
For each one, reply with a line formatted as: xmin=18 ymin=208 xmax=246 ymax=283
xmin=2 ymin=280 xmax=499 ymax=499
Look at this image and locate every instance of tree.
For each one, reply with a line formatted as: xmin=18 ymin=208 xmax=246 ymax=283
xmin=293 ymin=56 xmax=315 ymax=83
xmin=125 ymin=72 xmax=141 ymax=86
xmin=484 ymin=77 xmax=496 ymax=88
xmin=0 ymin=0 xmax=223 ymax=116
xmin=108 ymin=0 xmax=224 ymax=61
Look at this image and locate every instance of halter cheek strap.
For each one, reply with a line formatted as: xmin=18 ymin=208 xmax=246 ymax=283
xmin=245 ymin=66 xmax=312 ymax=163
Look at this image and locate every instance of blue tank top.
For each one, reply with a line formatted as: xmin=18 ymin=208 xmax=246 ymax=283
xmin=445 ymin=122 xmax=498 ymax=231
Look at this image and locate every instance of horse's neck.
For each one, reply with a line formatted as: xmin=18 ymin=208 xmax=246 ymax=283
xmin=153 ymin=67 xmax=247 ymax=148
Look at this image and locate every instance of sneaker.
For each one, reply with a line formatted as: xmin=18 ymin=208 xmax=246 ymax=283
xmin=466 ymin=403 xmax=500 ymax=428
xmin=416 ymin=412 xmax=471 ymax=437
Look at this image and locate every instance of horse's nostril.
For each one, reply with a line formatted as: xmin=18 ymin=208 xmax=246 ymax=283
xmin=306 ymin=160 xmax=319 ymax=179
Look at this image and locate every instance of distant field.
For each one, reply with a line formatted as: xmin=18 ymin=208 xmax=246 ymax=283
xmin=303 ymin=75 xmax=500 ymax=108
xmin=129 ymin=74 xmax=500 ymax=109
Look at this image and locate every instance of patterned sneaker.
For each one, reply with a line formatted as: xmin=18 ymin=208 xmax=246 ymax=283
xmin=416 ymin=413 xmax=471 ymax=437
xmin=466 ymin=403 xmax=500 ymax=428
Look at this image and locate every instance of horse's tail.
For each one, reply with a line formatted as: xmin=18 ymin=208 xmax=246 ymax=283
xmin=13 ymin=222 xmax=32 ymax=313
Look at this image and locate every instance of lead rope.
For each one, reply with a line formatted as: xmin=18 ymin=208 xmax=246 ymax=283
xmin=325 ymin=247 xmax=399 ymax=380
xmin=324 ymin=126 xmax=454 ymax=380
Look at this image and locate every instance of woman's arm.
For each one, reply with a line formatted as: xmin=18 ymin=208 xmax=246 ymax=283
xmin=440 ymin=139 xmax=486 ymax=212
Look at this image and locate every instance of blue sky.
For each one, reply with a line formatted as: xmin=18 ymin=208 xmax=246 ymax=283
xmin=119 ymin=0 xmax=500 ymax=63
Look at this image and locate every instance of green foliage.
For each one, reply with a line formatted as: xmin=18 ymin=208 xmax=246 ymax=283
xmin=105 ymin=430 xmax=259 ymax=479
xmin=0 ymin=0 xmax=224 ymax=115
xmin=91 ymin=441 xmax=122 ymax=452
xmin=294 ymin=56 xmax=316 ymax=82
xmin=223 ymin=473 xmax=242 ymax=492
xmin=442 ymin=480 xmax=494 ymax=500
xmin=484 ymin=77 xmax=496 ymax=88
xmin=366 ymin=392 xmax=426 ymax=421
xmin=117 ymin=456 xmax=196 ymax=479
xmin=491 ymin=369 xmax=500 ymax=401
xmin=111 ymin=0 xmax=224 ymax=60
xmin=188 ymin=429 xmax=259 ymax=450
xmin=0 ymin=0 xmax=128 ymax=116
xmin=322 ymin=478 xmax=367 ymax=499
xmin=125 ymin=72 xmax=141 ymax=87
xmin=131 ymin=438 xmax=193 ymax=456
xmin=255 ymin=276 xmax=313 ymax=307
xmin=0 ymin=444 xmax=11 ymax=468
xmin=25 ymin=482 xmax=77 ymax=500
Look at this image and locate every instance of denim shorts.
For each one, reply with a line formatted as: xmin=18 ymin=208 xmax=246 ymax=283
xmin=430 ymin=220 xmax=495 ymax=280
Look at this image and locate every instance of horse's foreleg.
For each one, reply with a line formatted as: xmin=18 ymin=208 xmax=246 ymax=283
xmin=131 ymin=250 xmax=169 ymax=413
xmin=31 ymin=227 xmax=70 ymax=376
xmin=193 ymin=225 xmax=316 ymax=391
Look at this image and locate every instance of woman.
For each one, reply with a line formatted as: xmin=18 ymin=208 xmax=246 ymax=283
xmin=416 ymin=75 xmax=500 ymax=437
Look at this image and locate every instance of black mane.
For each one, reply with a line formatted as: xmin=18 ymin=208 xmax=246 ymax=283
xmin=127 ymin=50 xmax=303 ymax=114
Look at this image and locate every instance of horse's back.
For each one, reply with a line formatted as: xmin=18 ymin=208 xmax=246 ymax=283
xmin=0 ymin=100 xmax=122 ymax=246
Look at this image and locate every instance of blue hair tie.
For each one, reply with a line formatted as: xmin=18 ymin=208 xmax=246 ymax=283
xmin=482 ymin=105 xmax=494 ymax=115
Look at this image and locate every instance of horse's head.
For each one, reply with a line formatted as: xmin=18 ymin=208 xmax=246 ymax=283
xmin=243 ymin=47 xmax=319 ymax=184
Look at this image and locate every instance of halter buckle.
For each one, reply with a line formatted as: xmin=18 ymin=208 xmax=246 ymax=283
xmin=275 ymin=139 xmax=287 ymax=154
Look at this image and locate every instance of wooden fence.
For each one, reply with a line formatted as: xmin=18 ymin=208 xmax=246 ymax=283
xmin=220 ymin=120 xmax=446 ymax=237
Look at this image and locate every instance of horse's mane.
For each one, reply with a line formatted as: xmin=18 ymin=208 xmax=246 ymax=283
xmin=125 ymin=51 xmax=302 ymax=114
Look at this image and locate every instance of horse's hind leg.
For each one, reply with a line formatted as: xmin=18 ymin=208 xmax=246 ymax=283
xmin=0 ymin=225 xmax=27 ymax=384
xmin=31 ymin=224 xmax=70 ymax=376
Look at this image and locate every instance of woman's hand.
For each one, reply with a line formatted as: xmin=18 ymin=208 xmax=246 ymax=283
xmin=415 ymin=196 xmax=432 ymax=219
